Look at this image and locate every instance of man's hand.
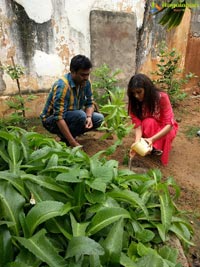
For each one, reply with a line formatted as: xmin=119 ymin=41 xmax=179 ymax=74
xmin=69 ymin=139 xmax=82 ymax=147
xmin=85 ymin=117 xmax=93 ymax=129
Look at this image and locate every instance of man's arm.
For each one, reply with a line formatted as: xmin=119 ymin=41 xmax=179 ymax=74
xmin=85 ymin=106 xmax=94 ymax=118
xmin=56 ymin=119 xmax=80 ymax=147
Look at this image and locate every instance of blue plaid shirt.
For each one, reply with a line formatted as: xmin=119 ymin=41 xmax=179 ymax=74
xmin=40 ymin=73 xmax=94 ymax=121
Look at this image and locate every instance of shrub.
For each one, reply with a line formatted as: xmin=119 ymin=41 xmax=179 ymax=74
xmin=92 ymin=63 xmax=122 ymax=106
xmin=151 ymin=42 xmax=197 ymax=106
xmin=1 ymin=57 xmax=36 ymax=127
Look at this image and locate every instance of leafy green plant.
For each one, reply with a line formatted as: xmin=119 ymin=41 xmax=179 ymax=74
xmin=99 ymin=88 xmax=133 ymax=142
xmin=1 ymin=57 xmax=36 ymax=126
xmin=1 ymin=57 xmax=25 ymax=117
xmin=5 ymin=94 xmax=36 ymax=127
xmin=152 ymin=42 xmax=197 ymax=106
xmin=2 ymin=62 xmax=24 ymax=80
xmin=0 ymin=127 xmax=193 ymax=266
xmin=92 ymin=64 xmax=132 ymax=155
xmin=92 ymin=63 xmax=122 ymax=105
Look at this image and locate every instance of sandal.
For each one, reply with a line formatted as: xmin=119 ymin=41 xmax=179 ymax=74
xmin=151 ymin=147 xmax=163 ymax=156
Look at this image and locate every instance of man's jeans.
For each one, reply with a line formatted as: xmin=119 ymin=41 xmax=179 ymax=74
xmin=42 ymin=110 xmax=104 ymax=139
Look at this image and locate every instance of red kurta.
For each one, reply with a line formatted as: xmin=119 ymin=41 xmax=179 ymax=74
xmin=129 ymin=92 xmax=178 ymax=165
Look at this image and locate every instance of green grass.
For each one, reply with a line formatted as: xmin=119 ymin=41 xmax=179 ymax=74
xmin=184 ymin=125 xmax=200 ymax=140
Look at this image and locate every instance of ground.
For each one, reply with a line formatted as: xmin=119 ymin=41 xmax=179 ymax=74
xmin=76 ymin=90 xmax=200 ymax=267
xmin=35 ymin=89 xmax=200 ymax=266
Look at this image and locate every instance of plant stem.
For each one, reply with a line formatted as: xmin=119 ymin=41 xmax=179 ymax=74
xmin=11 ymin=56 xmax=25 ymax=118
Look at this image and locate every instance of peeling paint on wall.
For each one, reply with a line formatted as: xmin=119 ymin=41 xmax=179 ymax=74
xmin=34 ymin=50 xmax=65 ymax=76
xmin=15 ymin=0 xmax=53 ymax=24
xmin=92 ymin=0 xmax=145 ymax=27
xmin=8 ymin=0 xmax=54 ymax=67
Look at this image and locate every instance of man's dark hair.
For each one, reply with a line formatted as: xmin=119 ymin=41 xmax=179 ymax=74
xmin=70 ymin=54 xmax=92 ymax=72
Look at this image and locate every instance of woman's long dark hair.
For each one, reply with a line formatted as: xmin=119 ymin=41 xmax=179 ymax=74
xmin=127 ymin=73 xmax=160 ymax=119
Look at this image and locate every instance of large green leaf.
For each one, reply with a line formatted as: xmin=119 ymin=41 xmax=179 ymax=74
xmin=28 ymin=147 xmax=53 ymax=163
xmin=56 ymin=168 xmax=82 ymax=183
xmin=86 ymin=179 xmax=107 ymax=192
xmin=108 ymin=189 xmax=148 ymax=217
xmin=25 ymin=201 xmax=73 ymax=236
xmin=46 ymin=154 xmax=59 ymax=168
xmin=135 ymin=229 xmax=155 ymax=243
xmin=136 ymin=253 xmax=165 ymax=267
xmin=19 ymin=135 xmax=30 ymax=162
xmin=152 ymin=223 xmax=166 ymax=242
xmin=158 ymin=246 xmax=178 ymax=265
xmin=24 ymin=131 xmax=61 ymax=148
xmin=24 ymin=181 xmax=70 ymax=204
xmin=138 ymin=180 xmax=156 ymax=195
xmin=65 ymin=236 xmax=104 ymax=258
xmin=70 ymin=213 xmax=89 ymax=237
xmin=5 ymin=262 xmax=33 ymax=267
xmin=9 ymin=160 xmax=22 ymax=175
xmin=73 ymin=182 xmax=86 ymax=207
xmin=0 ymin=182 xmax=25 ymax=235
xmin=137 ymin=242 xmax=156 ymax=257
xmin=89 ymin=254 xmax=102 ymax=267
xmin=120 ymin=252 xmax=137 ymax=267
xmin=85 ymin=189 xmax=105 ymax=204
xmin=169 ymin=223 xmax=194 ymax=246
xmin=101 ymin=218 xmax=124 ymax=265
xmin=15 ymin=229 xmax=66 ymax=267
xmin=0 ymin=226 xmax=13 ymax=266
xmin=8 ymin=140 xmax=21 ymax=167
xmin=158 ymin=184 xmax=173 ymax=235
xmin=171 ymin=216 xmax=194 ymax=233
xmin=45 ymin=217 xmax=72 ymax=240
xmin=0 ymin=130 xmax=15 ymax=141
xmin=0 ymin=171 xmax=28 ymax=199
xmin=86 ymin=207 xmax=131 ymax=236
xmin=11 ymin=247 xmax=42 ymax=267
xmin=0 ymin=140 xmax=10 ymax=164
xmin=0 ymin=221 xmax=15 ymax=227
xmin=39 ymin=166 xmax=70 ymax=174
xmin=90 ymin=158 xmax=114 ymax=182
xmin=21 ymin=174 xmax=73 ymax=198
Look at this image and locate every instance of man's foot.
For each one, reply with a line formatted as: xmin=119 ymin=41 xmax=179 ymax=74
xmin=151 ymin=147 xmax=163 ymax=156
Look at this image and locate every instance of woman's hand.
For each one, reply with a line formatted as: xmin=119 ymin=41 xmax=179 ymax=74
xmin=145 ymin=125 xmax=172 ymax=146
xmin=129 ymin=149 xmax=136 ymax=159
xmin=143 ymin=137 xmax=153 ymax=147
xmin=143 ymin=138 xmax=153 ymax=154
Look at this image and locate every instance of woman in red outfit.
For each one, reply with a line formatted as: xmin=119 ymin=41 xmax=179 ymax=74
xmin=127 ymin=73 xmax=178 ymax=166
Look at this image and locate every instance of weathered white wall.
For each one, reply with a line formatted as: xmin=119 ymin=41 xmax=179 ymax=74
xmin=15 ymin=0 xmax=53 ymax=23
xmin=0 ymin=0 xmax=145 ymax=96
